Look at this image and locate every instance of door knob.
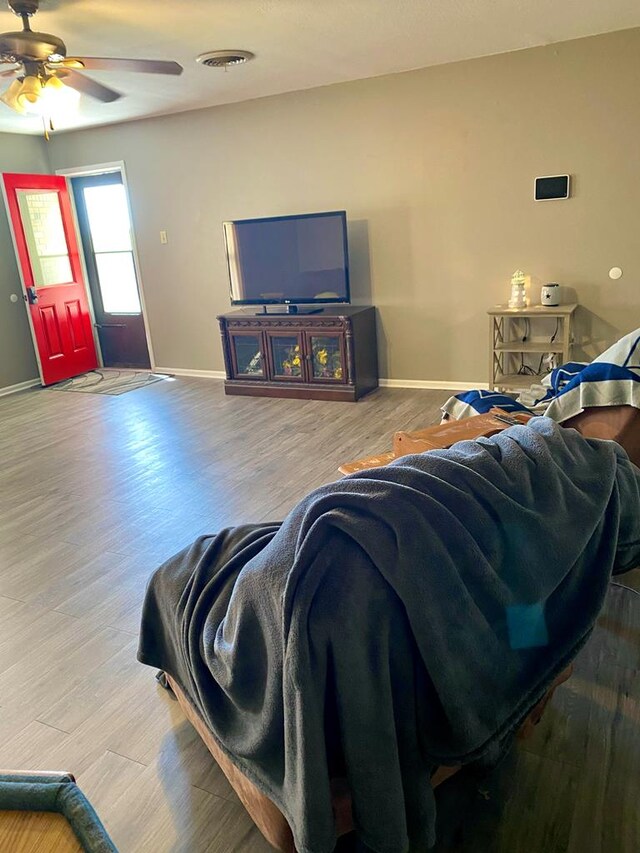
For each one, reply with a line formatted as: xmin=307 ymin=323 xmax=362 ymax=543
xmin=26 ymin=286 xmax=38 ymax=304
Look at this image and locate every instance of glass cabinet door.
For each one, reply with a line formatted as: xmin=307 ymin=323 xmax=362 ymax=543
xmin=306 ymin=333 xmax=345 ymax=382
xmin=267 ymin=333 xmax=304 ymax=381
xmin=229 ymin=332 xmax=264 ymax=378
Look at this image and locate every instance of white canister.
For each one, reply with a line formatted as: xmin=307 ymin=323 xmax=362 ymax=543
xmin=541 ymin=283 xmax=560 ymax=306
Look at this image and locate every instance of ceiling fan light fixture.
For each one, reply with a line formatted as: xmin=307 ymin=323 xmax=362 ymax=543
xmin=45 ymin=74 xmax=64 ymax=90
xmin=16 ymin=73 xmax=40 ymax=107
xmin=36 ymin=74 xmax=79 ymax=117
xmin=0 ymin=76 xmax=25 ymax=113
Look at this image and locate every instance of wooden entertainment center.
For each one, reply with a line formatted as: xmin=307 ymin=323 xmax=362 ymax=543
xmin=217 ymin=306 xmax=378 ymax=401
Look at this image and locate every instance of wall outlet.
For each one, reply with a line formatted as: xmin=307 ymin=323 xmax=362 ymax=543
xmin=160 ymin=230 xmax=168 ymax=244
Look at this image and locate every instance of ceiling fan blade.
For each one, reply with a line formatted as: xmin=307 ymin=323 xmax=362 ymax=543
xmin=0 ymin=68 xmax=20 ymax=78
xmin=61 ymin=57 xmax=183 ymax=75
xmin=62 ymin=69 xmax=122 ymax=103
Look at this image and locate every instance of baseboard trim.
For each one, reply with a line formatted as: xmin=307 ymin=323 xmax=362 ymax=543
xmin=0 ymin=377 xmax=41 ymax=397
xmin=154 ymin=367 xmax=226 ymax=380
xmin=379 ymin=378 xmax=488 ymax=391
xmin=153 ymin=369 xmax=486 ymax=392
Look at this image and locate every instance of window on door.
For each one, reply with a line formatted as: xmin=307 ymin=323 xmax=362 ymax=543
xmin=81 ymin=182 xmax=141 ymax=313
xmin=16 ymin=189 xmax=73 ymax=286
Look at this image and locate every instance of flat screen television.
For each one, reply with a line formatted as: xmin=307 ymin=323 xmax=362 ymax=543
xmin=223 ymin=211 xmax=350 ymax=311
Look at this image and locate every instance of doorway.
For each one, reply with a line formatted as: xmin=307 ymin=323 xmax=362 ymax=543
xmin=70 ymin=171 xmax=151 ymax=369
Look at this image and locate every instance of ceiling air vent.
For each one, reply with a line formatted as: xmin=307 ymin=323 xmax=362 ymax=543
xmin=196 ymin=50 xmax=255 ymax=69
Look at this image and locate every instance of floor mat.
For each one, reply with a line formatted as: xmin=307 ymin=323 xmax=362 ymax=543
xmin=47 ymin=369 xmax=165 ymax=396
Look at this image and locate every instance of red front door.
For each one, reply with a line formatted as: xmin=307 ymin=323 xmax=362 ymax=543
xmin=3 ymin=173 xmax=98 ymax=385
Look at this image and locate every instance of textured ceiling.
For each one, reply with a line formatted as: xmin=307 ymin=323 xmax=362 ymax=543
xmin=1 ymin=0 xmax=639 ymax=135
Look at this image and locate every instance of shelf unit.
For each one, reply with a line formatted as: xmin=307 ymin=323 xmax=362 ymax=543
xmin=488 ymin=303 xmax=578 ymax=393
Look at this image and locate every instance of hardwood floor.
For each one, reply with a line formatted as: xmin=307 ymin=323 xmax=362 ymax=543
xmin=0 ymin=810 xmax=83 ymax=852
xmin=0 ymin=378 xmax=638 ymax=852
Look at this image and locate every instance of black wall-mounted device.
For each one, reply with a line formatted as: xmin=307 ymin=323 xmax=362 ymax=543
xmin=535 ymin=175 xmax=570 ymax=201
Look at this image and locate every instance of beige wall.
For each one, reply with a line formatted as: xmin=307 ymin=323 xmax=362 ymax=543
xmin=0 ymin=133 xmax=49 ymax=390
xmin=47 ymin=27 xmax=640 ymax=382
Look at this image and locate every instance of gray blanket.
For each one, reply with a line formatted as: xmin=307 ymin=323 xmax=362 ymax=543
xmin=138 ymin=419 xmax=640 ymax=853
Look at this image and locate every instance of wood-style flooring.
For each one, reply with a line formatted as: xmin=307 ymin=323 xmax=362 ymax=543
xmin=0 ymin=378 xmax=638 ymax=853
xmin=0 ymin=810 xmax=83 ymax=852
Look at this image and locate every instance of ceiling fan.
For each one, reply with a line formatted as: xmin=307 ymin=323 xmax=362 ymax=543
xmin=0 ymin=0 xmax=182 ymax=127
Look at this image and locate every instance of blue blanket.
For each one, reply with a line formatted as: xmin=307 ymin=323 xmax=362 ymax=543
xmin=139 ymin=419 xmax=640 ymax=853
xmin=442 ymin=328 xmax=640 ymax=422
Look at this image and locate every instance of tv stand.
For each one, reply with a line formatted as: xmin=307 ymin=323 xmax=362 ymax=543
xmin=257 ymin=305 xmax=324 ymax=315
xmin=218 ymin=305 xmax=378 ymax=401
